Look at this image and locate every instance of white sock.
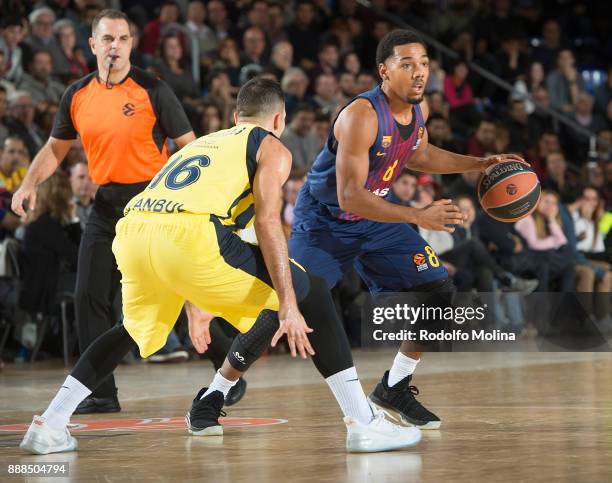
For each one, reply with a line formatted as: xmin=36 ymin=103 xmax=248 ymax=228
xmin=202 ymin=370 xmax=237 ymax=399
xmin=388 ymin=352 xmax=420 ymax=387
xmin=325 ymin=367 xmax=373 ymax=425
xmin=42 ymin=375 xmax=92 ymax=430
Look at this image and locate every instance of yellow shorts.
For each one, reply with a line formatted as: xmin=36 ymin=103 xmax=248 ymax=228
xmin=112 ymin=212 xmax=293 ymax=358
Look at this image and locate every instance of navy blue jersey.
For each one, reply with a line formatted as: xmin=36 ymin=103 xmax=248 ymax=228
xmin=306 ymin=85 xmax=426 ymax=221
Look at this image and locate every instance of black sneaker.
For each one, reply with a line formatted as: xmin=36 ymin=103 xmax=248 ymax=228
xmin=369 ymin=371 xmax=441 ymax=429
xmin=225 ymin=377 xmax=247 ymax=407
xmin=74 ymin=395 xmax=121 ymax=415
xmin=186 ymin=388 xmax=225 ymax=436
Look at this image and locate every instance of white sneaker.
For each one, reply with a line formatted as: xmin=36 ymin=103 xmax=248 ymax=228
xmin=19 ymin=416 xmax=78 ymax=455
xmin=345 ymin=408 xmax=422 ymax=453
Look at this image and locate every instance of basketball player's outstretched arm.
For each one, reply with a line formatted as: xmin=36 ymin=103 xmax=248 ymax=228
xmin=254 ymin=136 xmax=315 ymax=359
xmin=335 ymin=99 xmax=465 ymax=231
xmin=12 ymin=137 xmax=73 ymax=216
xmin=407 ymin=101 xmax=525 ymax=174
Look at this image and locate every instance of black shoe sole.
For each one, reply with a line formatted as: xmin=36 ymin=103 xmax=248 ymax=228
xmin=368 ymin=393 xmax=441 ymax=429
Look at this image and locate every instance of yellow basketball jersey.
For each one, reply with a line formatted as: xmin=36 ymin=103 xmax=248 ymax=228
xmin=125 ymin=123 xmax=270 ymax=230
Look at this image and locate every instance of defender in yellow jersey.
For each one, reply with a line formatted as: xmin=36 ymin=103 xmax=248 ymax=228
xmin=115 ymin=119 xmax=305 ymax=358
xmin=21 ymin=79 xmax=421 ymax=455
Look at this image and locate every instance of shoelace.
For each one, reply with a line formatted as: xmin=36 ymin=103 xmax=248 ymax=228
xmin=371 ymin=410 xmax=403 ymax=434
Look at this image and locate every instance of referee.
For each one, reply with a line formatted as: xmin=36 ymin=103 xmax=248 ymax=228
xmin=12 ymin=9 xmax=196 ymax=413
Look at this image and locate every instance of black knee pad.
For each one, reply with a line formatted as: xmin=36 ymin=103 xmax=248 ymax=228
xmin=227 ymin=309 xmax=279 ymax=372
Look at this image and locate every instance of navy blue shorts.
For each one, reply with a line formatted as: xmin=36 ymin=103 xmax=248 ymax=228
xmin=289 ymin=189 xmax=448 ymax=291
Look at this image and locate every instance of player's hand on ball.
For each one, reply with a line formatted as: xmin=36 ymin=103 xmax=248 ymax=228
xmin=482 ymin=153 xmax=528 ymax=173
xmin=186 ymin=302 xmax=213 ymax=354
xmin=416 ymin=199 xmax=466 ymax=233
xmin=272 ymin=304 xmax=315 ymax=359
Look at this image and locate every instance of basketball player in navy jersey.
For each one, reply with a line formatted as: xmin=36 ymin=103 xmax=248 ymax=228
xmin=288 ymin=29 xmax=525 ymax=428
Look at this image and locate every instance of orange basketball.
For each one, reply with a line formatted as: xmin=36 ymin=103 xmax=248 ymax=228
xmin=477 ymin=161 xmax=541 ymax=222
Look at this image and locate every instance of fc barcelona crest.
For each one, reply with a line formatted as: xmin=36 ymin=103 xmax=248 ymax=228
xmin=417 ymin=126 xmax=424 ymax=139
xmin=382 ymin=135 xmax=392 ymax=148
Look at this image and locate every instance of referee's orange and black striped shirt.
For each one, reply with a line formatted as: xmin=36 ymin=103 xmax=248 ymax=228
xmin=52 ymin=66 xmax=192 ymax=185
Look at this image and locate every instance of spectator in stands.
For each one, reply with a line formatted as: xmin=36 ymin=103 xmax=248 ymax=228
xmin=281 ymin=103 xmax=319 ymax=172
xmin=527 ymin=87 xmax=556 ymax=145
xmin=197 ymin=101 xmax=223 ymax=136
xmin=152 ymin=33 xmax=199 ymax=108
xmin=388 ymin=169 xmax=418 ymax=207
xmin=497 ymin=35 xmax=528 ymax=85
xmin=206 ymin=0 xmax=235 ymax=43
xmin=240 ymin=0 xmax=270 ymax=32
xmin=281 ymin=67 xmax=310 ymax=120
xmin=0 ymin=16 xmax=25 ymax=84
xmin=69 ymin=161 xmax=95 ymax=231
xmin=338 ymin=72 xmax=357 ymax=98
xmin=287 ymin=0 xmax=320 ymax=71
xmin=54 ymin=19 xmax=89 ymax=81
xmin=446 ymin=171 xmax=480 ymax=200
xmin=541 ymin=151 xmax=581 ymax=203
xmin=444 ymin=59 xmax=474 ymax=110
xmin=341 ymin=51 xmax=360 ymax=77
xmin=530 ymin=19 xmax=563 ymax=73
xmin=356 ymin=72 xmax=377 ymax=94
xmin=581 ymin=162 xmax=606 ymax=195
xmin=267 ymin=2 xmax=288 ymax=46
xmin=426 ymin=114 xmax=463 ymax=153
xmin=419 ymin=189 xmax=536 ymax=292
xmin=210 ymin=37 xmax=241 ymax=86
xmin=267 ymin=41 xmax=293 ymax=81
xmin=18 ymin=50 xmax=65 ymax=106
xmin=478 ymin=0 xmax=524 ymax=52
xmin=571 ymin=186 xmax=610 ymax=262
xmin=466 ymin=117 xmax=497 ymax=157
xmin=313 ymin=43 xmax=340 ymax=79
xmin=185 ymin=0 xmax=218 ymax=57
xmin=140 ymin=0 xmax=182 ymax=56
xmin=515 ymin=190 xmax=576 ymax=291
xmin=425 ymin=59 xmax=445 ymax=94
xmin=476 ymin=205 xmax=547 ymax=291
xmin=0 ymin=134 xmax=29 ymax=194
xmin=19 ymin=172 xmax=81 ymax=316
xmin=546 ymin=49 xmax=585 ymax=113
xmin=512 ymin=61 xmax=545 ymax=114
xmin=202 ymin=69 xmax=235 ymax=128
xmin=0 ymin=86 xmax=8 ymax=146
xmin=5 ymin=91 xmax=45 ymax=158
xmin=35 ymin=101 xmax=59 ymax=139
xmin=570 ymin=92 xmax=607 ymax=136
xmin=0 ymin=50 xmax=17 ymax=99
xmin=312 ymin=72 xmax=339 ymax=117
xmin=507 ymin=99 xmax=530 ymax=153
xmin=594 ymin=65 xmax=612 ymax=117
xmin=240 ymin=27 xmax=267 ymax=67
xmin=24 ymin=7 xmax=70 ymax=80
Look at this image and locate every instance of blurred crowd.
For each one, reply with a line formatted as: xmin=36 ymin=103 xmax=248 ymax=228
xmin=0 ymin=0 xmax=611 ymax=360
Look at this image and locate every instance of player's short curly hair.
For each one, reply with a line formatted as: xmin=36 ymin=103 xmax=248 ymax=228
xmin=236 ymin=77 xmax=285 ymax=118
xmin=376 ymin=29 xmax=427 ymax=65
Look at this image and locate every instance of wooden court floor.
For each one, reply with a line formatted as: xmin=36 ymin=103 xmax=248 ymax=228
xmin=1 ymin=351 xmax=611 ymax=482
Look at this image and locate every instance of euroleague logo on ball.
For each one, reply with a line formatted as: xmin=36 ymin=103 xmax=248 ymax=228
xmin=506 ymin=183 xmax=518 ymax=196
